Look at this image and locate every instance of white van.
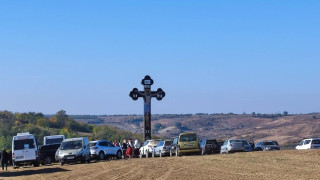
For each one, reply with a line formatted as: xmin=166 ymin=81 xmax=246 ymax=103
xmin=56 ymin=137 xmax=91 ymax=165
xmin=12 ymin=132 xmax=40 ymax=168
xmin=44 ymin=135 xmax=65 ymax=145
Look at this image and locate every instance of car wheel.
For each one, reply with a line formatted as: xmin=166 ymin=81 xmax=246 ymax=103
xmin=81 ymin=156 xmax=86 ymax=163
xmin=13 ymin=162 xmax=18 ymax=169
xmin=99 ymin=151 xmax=105 ymax=160
xmin=60 ymin=161 xmax=64 ymax=166
xmin=34 ymin=161 xmax=40 ymax=167
xmin=86 ymin=156 xmax=91 ymax=163
xmin=44 ymin=156 xmax=52 ymax=164
xmin=116 ymin=150 xmax=122 ymax=159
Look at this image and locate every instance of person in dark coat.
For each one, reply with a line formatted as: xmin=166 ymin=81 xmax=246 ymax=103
xmin=1 ymin=148 xmax=9 ymax=171
xmin=8 ymin=150 xmax=12 ymax=166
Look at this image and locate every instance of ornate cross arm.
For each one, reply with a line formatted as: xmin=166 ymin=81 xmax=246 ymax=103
xmin=129 ymin=88 xmax=144 ymax=100
xmin=151 ymin=88 xmax=166 ymax=100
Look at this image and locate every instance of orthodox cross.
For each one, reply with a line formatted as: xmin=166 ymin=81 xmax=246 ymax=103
xmin=129 ymin=75 xmax=165 ymax=141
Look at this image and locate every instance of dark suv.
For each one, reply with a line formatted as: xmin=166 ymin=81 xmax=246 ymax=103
xmin=254 ymin=141 xmax=280 ymax=151
xmin=39 ymin=144 xmax=60 ymax=165
xmin=200 ymin=139 xmax=220 ymax=155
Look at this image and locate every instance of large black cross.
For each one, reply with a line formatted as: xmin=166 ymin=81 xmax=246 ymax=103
xmin=129 ymin=75 xmax=165 ymax=141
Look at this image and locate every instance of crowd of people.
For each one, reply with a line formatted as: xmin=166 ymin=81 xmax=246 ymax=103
xmin=112 ymin=139 xmax=141 ymax=159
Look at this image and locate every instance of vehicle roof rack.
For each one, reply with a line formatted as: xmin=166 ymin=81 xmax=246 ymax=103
xmin=17 ymin=132 xmax=30 ymax=136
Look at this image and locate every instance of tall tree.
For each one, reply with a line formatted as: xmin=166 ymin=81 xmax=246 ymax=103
xmin=53 ymin=110 xmax=68 ymax=128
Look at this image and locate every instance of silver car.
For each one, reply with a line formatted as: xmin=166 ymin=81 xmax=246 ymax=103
xmin=153 ymin=140 xmax=173 ymax=157
xmin=255 ymin=141 xmax=280 ymax=151
xmin=57 ymin=137 xmax=91 ymax=165
xmin=220 ymin=139 xmax=245 ymax=154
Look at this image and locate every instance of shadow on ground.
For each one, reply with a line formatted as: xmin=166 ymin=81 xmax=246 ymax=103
xmin=0 ymin=167 xmax=70 ymax=177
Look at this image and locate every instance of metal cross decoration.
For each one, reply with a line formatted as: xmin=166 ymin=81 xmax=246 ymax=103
xmin=129 ymin=75 xmax=165 ymax=141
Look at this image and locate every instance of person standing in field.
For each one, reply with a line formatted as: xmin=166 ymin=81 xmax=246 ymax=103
xmin=122 ymin=140 xmax=127 ymax=158
xmin=128 ymin=139 xmax=134 ymax=157
xmin=8 ymin=150 xmax=12 ymax=166
xmin=115 ymin=140 xmax=120 ymax=147
xmin=1 ymin=148 xmax=9 ymax=171
xmin=126 ymin=145 xmax=132 ymax=159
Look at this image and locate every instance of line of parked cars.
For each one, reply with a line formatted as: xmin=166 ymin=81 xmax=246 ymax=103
xmin=11 ymin=133 xmax=124 ymax=168
xmin=10 ymin=132 xmax=320 ymax=169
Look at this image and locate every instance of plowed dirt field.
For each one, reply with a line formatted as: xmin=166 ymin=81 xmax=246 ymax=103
xmin=1 ymin=150 xmax=320 ymax=180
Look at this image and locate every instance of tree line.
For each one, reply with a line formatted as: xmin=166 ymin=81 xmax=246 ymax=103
xmin=0 ymin=110 xmax=142 ymax=150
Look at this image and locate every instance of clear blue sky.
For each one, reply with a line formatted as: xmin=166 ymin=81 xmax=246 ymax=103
xmin=0 ymin=1 xmax=319 ymax=115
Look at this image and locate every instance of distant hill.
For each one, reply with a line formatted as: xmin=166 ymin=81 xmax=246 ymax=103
xmin=73 ymin=113 xmax=320 ymax=146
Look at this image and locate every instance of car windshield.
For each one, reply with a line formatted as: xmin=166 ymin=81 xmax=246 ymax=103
xmin=180 ymin=134 xmax=197 ymax=142
xmin=61 ymin=140 xmax=83 ymax=150
xmin=263 ymin=142 xmax=275 ymax=145
xmin=157 ymin=141 xmax=164 ymax=147
xmin=14 ymin=139 xmax=35 ymax=150
xmin=150 ymin=140 xmax=161 ymax=146
xmin=46 ymin=138 xmax=63 ymax=145
xmin=312 ymin=140 xmax=320 ymax=144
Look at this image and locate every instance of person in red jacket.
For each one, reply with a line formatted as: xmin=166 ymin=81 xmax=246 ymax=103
xmin=126 ymin=145 xmax=132 ymax=159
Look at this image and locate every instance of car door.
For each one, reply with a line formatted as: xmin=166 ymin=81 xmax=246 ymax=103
xmin=164 ymin=141 xmax=173 ymax=151
xmin=140 ymin=141 xmax=147 ymax=155
xmin=106 ymin=141 xmax=116 ymax=155
xmin=172 ymin=138 xmax=178 ymax=152
xmin=296 ymin=140 xmax=304 ymax=150
xmin=155 ymin=141 xmax=164 ymax=155
xmin=303 ymin=140 xmax=311 ymax=149
xmin=99 ymin=141 xmax=108 ymax=155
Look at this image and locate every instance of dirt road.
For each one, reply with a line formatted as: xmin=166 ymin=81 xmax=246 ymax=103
xmin=1 ymin=150 xmax=320 ymax=180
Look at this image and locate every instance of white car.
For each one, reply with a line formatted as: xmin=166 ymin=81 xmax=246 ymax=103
xmin=220 ymin=139 xmax=245 ymax=154
xmin=296 ymin=138 xmax=320 ymax=150
xmin=153 ymin=140 xmax=173 ymax=157
xmin=139 ymin=139 xmax=162 ymax=156
xmin=89 ymin=140 xmax=122 ymax=160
